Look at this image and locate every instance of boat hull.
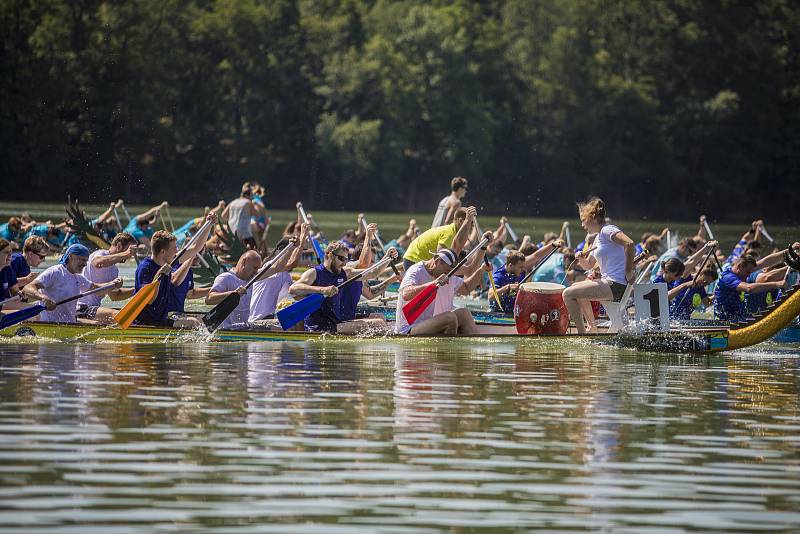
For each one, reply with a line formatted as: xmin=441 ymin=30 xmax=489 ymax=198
xmin=0 ymin=320 xmax=731 ymax=354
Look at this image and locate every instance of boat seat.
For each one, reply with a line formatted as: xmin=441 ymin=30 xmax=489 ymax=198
xmin=596 ymin=284 xmax=633 ymax=334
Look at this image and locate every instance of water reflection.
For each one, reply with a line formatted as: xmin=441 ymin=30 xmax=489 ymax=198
xmin=0 ymin=340 xmax=798 ymax=531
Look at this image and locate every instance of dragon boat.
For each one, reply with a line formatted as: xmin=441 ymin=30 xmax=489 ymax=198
xmin=1 ymin=281 xmax=798 ymax=354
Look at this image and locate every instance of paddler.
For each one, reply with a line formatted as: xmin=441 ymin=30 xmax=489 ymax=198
xmin=77 ymin=232 xmax=139 ymax=323
xmin=431 ymin=176 xmax=468 ymax=228
xmin=714 ymin=244 xmax=797 ymax=322
xmin=394 ymin=235 xmax=492 ymax=335
xmin=562 ymin=198 xmax=636 ymax=334
xmin=22 ymin=244 xmax=122 ymax=323
xmin=205 ymin=244 xmax=297 ymax=329
xmin=124 ymin=202 xmax=166 ymax=247
xmin=248 ymin=224 xmax=309 ymax=322
xmin=288 ymin=241 xmax=399 ymax=334
xmin=132 ymin=213 xmax=216 ymax=328
xmin=222 ymin=183 xmax=262 ymax=249
xmin=403 ymin=206 xmax=477 ymax=271
xmin=488 ymin=240 xmax=565 ymax=314
xmin=10 ymin=236 xmax=49 ymax=288
xmin=0 ymin=239 xmax=21 ymax=307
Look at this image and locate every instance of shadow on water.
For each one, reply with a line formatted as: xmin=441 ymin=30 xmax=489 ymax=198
xmin=0 ymin=339 xmax=798 ymax=531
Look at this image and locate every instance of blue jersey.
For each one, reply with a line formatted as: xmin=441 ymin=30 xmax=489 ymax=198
xmin=744 ymin=271 xmax=778 ymax=316
xmin=726 ymin=239 xmax=747 ymax=265
xmin=10 ymin=253 xmax=30 ymax=279
xmin=304 ymin=265 xmax=347 ymax=332
xmin=651 ymin=247 xmax=685 ymax=282
xmin=714 ymin=268 xmax=747 ymax=322
xmin=167 ymin=266 xmax=194 ymax=314
xmin=490 ymin=265 xmax=526 ymax=314
xmin=0 ymin=224 xmax=20 ymax=243
xmin=339 ymin=279 xmax=363 ymax=322
xmin=0 ymin=266 xmax=16 ymax=301
xmin=125 ymin=217 xmax=154 ymax=243
xmin=533 ymin=253 xmax=566 ymax=285
xmin=668 ymin=276 xmax=707 ymax=320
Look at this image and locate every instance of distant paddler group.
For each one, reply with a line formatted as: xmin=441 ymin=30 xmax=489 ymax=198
xmin=1 ymin=175 xmax=799 ymax=337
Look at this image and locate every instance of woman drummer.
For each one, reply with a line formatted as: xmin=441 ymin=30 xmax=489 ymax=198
xmin=562 ymin=198 xmax=635 ymax=334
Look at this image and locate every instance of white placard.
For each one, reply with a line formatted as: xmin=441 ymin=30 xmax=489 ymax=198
xmin=633 ymin=283 xmax=670 ymax=332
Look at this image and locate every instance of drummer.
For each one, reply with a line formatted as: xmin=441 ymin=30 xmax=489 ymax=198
xmin=562 ymin=198 xmax=636 ymax=334
xmin=488 ymin=240 xmax=564 ymax=314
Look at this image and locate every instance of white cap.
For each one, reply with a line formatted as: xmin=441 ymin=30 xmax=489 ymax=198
xmin=434 ymin=249 xmax=456 ymax=266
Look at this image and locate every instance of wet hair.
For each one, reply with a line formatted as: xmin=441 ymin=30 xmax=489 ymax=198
xmin=678 ymin=237 xmax=697 ymax=252
xmin=734 ymin=254 xmax=758 ymax=269
xmin=451 ymin=176 xmax=468 ymax=192
xmin=578 ymin=197 xmax=606 ymax=223
xmin=663 ymin=257 xmax=685 ymax=276
xmin=7 ymin=217 xmax=22 ymax=229
xmin=0 ymin=238 xmax=10 ymax=252
xmin=151 ymin=230 xmax=176 ymax=256
xmin=644 ymin=236 xmax=662 ymax=254
xmin=519 ymin=243 xmax=536 ymax=255
xmin=506 ymin=251 xmax=525 ymax=266
xmin=110 ymin=232 xmax=137 ymax=249
xmin=699 ymin=265 xmax=719 ymax=281
xmin=241 ymin=182 xmax=253 ymax=197
xmin=22 ymin=236 xmax=48 ymax=254
xmin=453 ymin=207 xmax=468 ymax=223
xmin=325 ymin=241 xmax=349 ymax=256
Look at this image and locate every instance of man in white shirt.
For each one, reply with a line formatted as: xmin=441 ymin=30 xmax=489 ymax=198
xmin=206 ymin=238 xmax=299 ymax=329
xmin=78 ymin=232 xmax=138 ymax=322
xmin=23 ymin=244 xmax=121 ymax=323
xmin=249 ymin=227 xmax=309 ymax=322
xmin=394 ymin=238 xmax=490 ymax=335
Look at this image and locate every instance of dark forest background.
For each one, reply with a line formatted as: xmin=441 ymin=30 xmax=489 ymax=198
xmin=2 ymin=0 xmax=799 ymax=222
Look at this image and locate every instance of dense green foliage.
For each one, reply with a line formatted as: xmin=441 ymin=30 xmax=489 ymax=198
xmin=2 ymin=0 xmax=798 ymax=222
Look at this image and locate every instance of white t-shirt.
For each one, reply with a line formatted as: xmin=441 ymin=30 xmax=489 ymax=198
xmin=211 ymin=271 xmax=251 ymax=328
xmin=249 ymin=271 xmax=292 ymax=321
xmin=79 ymin=250 xmax=117 ymax=307
xmin=36 ymin=264 xmax=92 ymax=323
xmin=592 ymin=224 xmax=627 ymax=285
xmin=394 ymin=262 xmax=464 ymax=334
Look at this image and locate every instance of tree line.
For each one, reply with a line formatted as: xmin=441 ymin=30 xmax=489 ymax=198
xmin=2 ymin=0 xmax=798 ymax=222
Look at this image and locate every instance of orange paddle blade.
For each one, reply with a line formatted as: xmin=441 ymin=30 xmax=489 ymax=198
xmin=402 ymin=285 xmax=438 ymax=324
xmin=114 ymin=278 xmax=161 ymax=329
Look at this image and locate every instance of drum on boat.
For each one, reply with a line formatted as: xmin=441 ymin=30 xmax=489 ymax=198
xmin=513 ymin=282 xmax=569 ymax=335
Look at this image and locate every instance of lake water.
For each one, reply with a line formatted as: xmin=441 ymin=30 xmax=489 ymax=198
xmin=1 ymin=339 xmax=799 ymax=532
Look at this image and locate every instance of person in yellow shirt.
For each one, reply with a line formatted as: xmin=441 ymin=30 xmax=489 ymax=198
xmin=402 ymin=207 xmax=476 ymax=270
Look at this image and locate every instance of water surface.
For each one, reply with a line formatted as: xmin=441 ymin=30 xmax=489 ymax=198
xmin=0 ymin=339 xmax=799 ymax=532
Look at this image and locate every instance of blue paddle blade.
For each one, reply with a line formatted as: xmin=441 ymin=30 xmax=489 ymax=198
xmin=0 ymin=304 xmax=46 ymax=330
xmin=276 ymin=293 xmax=324 ymax=330
xmin=310 ymin=237 xmax=325 ymax=264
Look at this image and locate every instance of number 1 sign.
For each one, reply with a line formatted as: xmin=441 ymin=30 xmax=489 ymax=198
xmin=633 ymin=283 xmax=670 ymax=332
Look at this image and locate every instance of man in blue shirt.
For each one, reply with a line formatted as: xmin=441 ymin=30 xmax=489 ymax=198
xmin=666 ymin=266 xmax=717 ymax=320
xmin=133 ymin=213 xmax=215 ymax=328
xmin=714 ymin=249 xmax=792 ymax=322
xmin=10 ymin=236 xmax=49 ymax=288
xmin=489 ymin=240 xmax=564 ymax=314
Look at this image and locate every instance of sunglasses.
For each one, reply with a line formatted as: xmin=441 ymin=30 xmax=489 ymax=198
xmin=33 ymin=251 xmax=48 ymax=260
xmin=332 ymin=253 xmax=348 ymax=262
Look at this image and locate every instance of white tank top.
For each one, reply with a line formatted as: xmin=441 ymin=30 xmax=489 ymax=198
xmin=227 ymin=198 xmax=253 ymax=238
xmin=431 ymin=196 xmax=451 ymax=228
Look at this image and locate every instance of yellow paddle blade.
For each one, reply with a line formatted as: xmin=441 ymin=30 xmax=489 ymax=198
xmin=114 ymin=278 xmax=161 ymax=329
xmin=85 ymin=233 xmax=110 ymax=250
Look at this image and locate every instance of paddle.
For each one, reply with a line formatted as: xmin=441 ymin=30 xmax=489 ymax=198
xmin=361 ymin=216 xmax=401 ymax=277
xmin=202 ymin=240 xmax=296 ymax=332
xmin=164 ymin=205 xmax=176 ymax=233
xmin=0 ymin=281 xmax=118 ymax=330
xmin=402 ymin=236 xmax=490 ymax=324
xmin=520 ymin=244 xmax=562 ymax=285
xmin=277 ymin=254 xmax=396 ymax=330
xmin=297 ymin=203 xmax=324 ymax=264
xmin=120 ymin=203 xmax=133 ymax=225
xmin=112 ymin=204 xmax=124 ymax=233
xmin=673 ymin=244 xmax=717 ymax=312
xmin=261 ymin=215 xmax=272 ymax=245
xmin=0 ymin=295 xmax=22 ymax=308
xmin=565 ymin=222 xmax=572 ymax=249
xmin=759 ymin=223 xmax=774 ymax=245
xmin=114 ymin=217 xmax=214 ymax=329
xmin=702 ymin=216 xmax=715 ymax=241
xmin=506 ymin=221 xmax=520 ymax=246
xmin=484 ymin=256 xmax=504 ymax=309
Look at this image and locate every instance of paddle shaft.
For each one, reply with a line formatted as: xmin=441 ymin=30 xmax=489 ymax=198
xmin=520 ymin=245 xmax=561 ymax=285
xmin=333 ymin=254 xmax=396 ymax=292
xmin=506 ymin=222 xmax=519 ymax=244
xmin=173 ymin=218 xmax=214 ymax=267
xmin=0 ymin=295 xmax=21 ymax=307
xmin=297 ymin=203 xmax=323 ymax=264
xmin=243 ymin=241 xmax=296 ymax=292
xmin=759 ymin=224 xmax=774 ymax=244
xmin=121 ymin=204 xmax=133 ymax=225
xmin=673 ymin=245 xmax=717 ymax=311
xmin=484 ymin=256 xmax=504 ymax=309
xmin=703 ymin=219 xmax=715 ymax=240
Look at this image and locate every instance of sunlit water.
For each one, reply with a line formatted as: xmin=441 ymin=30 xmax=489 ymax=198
xmin=0 ymin=339 xmax=799 ymax=532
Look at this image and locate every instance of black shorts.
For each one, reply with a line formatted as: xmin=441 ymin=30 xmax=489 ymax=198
xmin=608 ymin=281 xmax=627 ymax=302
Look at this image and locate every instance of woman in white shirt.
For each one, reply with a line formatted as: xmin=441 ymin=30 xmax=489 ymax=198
xmin=562 ymin=198 xmax=635 ymax=334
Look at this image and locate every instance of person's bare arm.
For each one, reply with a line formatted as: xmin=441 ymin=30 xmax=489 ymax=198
xmin=443 ymin=198 xmax=461 ymax=225
xmin=682 ymin=240 xmax=717 ymax=276
xmin=458 ymin=249 xmax=489 ymax=295
xmin=756 ymin=245 xmax=794 ymax=270
xmin=610 ymin=231 xmax=636 ymax=282
xmin=93 ymin=246 xmax=136 ymax=268
xmin=449 ymin=207 xmax=477 ymax=254
xmin=290 ymin=268 xmax=336 ymax=298
xmin=523 ymin=240 xmax=562 ymax=272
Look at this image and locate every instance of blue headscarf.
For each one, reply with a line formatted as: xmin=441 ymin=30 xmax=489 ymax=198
xmin=59 ymin=243 xmax=90 ymax=265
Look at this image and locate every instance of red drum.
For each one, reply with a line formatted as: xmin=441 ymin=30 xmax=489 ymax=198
xmin=513 ymin=282 xmax=569 ymax=335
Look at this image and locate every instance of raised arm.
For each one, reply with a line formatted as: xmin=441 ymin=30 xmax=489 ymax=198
xmin=95 ymin=203 xmax=116 ymax=224
xmin=757 ymin=243 xmax=796 ymax=270
xmin=450 ymin=206 xmax=477 ymax=255
xmin=682 ymin=240 xmax=717 ymax=276
xmin=137 ymin=202 xmax=166 ymax=222
xmin=523 ymin=240 xmax=562 ymax=272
